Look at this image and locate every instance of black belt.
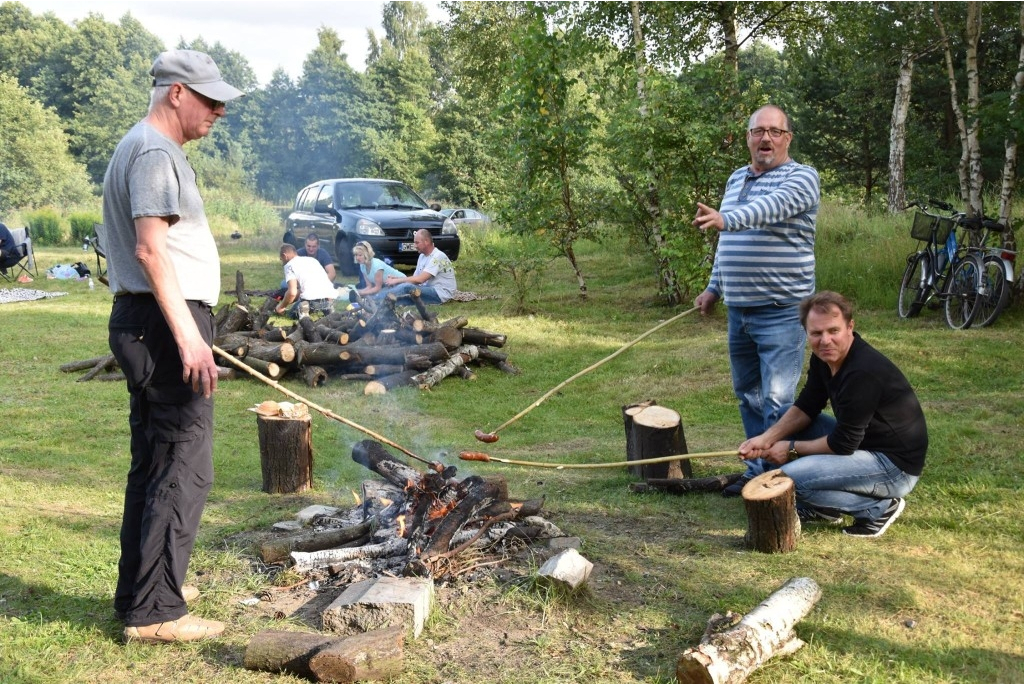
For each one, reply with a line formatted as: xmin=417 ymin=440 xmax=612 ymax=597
xmin=114 ymin=292 xmax=210 ymax=309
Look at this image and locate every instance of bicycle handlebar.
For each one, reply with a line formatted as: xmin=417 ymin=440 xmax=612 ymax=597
xmin=929 ymin=198 xmax=954 ymax=212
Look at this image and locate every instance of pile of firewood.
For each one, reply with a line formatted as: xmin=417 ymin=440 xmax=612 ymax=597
xmin=61 ymin=273 xmax=518 ymax=392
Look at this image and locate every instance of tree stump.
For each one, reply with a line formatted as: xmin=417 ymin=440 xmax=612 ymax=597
xmin=257 ymin=414 xmax=313 ymax=494
xmin=622 ymin=401 xmax=692 ymax=480
xmin=742 ymin=471 xmax=799 ymax=553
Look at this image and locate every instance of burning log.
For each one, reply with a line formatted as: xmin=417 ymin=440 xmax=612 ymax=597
xmin=291 ymin=537 xmax=408 ymax=572
xmin=742 ymin=471 xmax=799 ymax=554
xmin=244 ymin=626 xmax=404 ymax=683
xmin=351 ymin=440 xmax=427 ymax=489
xmin=259 ymin=518 xmax=377 ymax=564
xmin=676 ymin=577 xmax=821 ymax=684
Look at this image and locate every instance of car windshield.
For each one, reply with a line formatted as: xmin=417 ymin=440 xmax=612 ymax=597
xmin=337 ymin=182 xmax=428 ymax=210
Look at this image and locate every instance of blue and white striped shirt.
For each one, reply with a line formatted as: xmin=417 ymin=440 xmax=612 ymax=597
xmin=706 ymin=160 xmax=819 ymax=307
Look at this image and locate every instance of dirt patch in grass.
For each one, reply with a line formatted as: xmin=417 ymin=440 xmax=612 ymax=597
xmin=220 ymin=507 xmax=696 ymax=683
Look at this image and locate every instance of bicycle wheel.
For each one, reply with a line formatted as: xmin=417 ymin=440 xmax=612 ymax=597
xmin=972 ymin=254 xmax=1010 ymax=327
xmin=898 ymin=252 xmax=928 ymax=318
xmin=943 ymin=255 xmax=981 ymax=330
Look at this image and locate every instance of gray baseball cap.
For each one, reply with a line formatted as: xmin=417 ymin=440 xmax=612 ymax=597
xmin=150 ymin=49 xmax=244 ymax=102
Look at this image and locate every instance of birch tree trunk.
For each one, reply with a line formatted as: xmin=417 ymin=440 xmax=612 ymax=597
xmin=887 ymin=50 xmax=915 ymax=213
xmin=934 ymin=4 xmax=971 ymax=203
xmin=965 ymin=2 xmax=984 ymax=217
xmin=999 ymin=3 xmax=1024 ymax=231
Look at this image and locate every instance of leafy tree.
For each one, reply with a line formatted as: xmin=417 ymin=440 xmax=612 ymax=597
xmin=0 ymin=74 xmax=92 ymax=213
xmin=363 ymin=2 xmax=438 ymax=185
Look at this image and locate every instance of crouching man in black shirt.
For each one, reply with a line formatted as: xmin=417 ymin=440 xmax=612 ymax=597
xmin=738 ymin=291 xmax=927 ymax=538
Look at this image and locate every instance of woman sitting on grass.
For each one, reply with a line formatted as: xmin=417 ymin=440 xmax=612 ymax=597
xmin=352 ymin=241 xmax=404 ymax=298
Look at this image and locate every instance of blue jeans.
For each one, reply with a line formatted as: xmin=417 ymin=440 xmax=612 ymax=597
xmin=380 ymin=283 xmax=445 ymax=304
xmin=728 ymin=303 xmax=806 ymax=438
xmin=781 ymin=450 xmax=920 ymax=520
xmin=741 ymin=414 xmax=837 ymax=481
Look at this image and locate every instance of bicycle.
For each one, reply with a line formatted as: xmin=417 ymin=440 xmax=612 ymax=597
xmin=958 ymin=214 xmax=1016 ymax=327
xmin=897 ymin=199 xmax=984 ymax=329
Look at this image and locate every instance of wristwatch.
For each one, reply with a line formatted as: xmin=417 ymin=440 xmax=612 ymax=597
xmin=787 ymin=439 xmax=799 ymax=462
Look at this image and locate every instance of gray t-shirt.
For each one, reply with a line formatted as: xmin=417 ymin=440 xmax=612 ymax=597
xmin=102 ymin=121 xmax=220 ymax=307
xmin=415 ymin=247 xmax=456 ymax=301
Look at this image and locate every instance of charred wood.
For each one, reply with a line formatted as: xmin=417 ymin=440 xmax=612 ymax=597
xmin=302 ymin=365 xmax=328 ymax=388
xmin=259 ymin=518 xmax=378 ymax=564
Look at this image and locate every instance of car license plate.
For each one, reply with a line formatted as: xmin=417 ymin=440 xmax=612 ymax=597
xmin=399 ymin=242 xmax=416 ymax=252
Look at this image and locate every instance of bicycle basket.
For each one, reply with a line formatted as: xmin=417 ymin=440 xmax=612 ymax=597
xmin=910 ymin=212 xmax=936 ymax=241
xmin=934 ymin=217 xmax=954 ymax=243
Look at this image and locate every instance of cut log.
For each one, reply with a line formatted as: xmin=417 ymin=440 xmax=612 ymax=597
xmin=217 ymin=303 xmax=251 ymax=336
xmin=239 ymin=355 xmax=283 ymax=381
xmin=243 ymin=626 xmax=404 ymax=683
xmin=629 ymin=472 xmax=744 ymax=495
xmin=676 ymin=577 xmax=822 ymax=684
xmin=623 ymin=402 xmax=692 ymax=479
xmin=213 ymin=333 xmax=251 ymax=358
xmin=293 ymin=341 xmax=357 ymax=367
xmin=77 ymin=354 xmax=117 ymax=382
xmin=364 ymin=371 xmax=420 ymax=395
xmin=298 ymin=314 xmax=323 ymax=343
xmin=60 ymin=355 xmax=116 ymax=373
xmin=742 ymin=470 xmax=799 ymax=554
xmin=347 ymin=341 xmax=448 ymax=366
xmin=413 ymin=345 xmax=479 ymax=390
xmin=351 ymin=440 xmax=422 ymax=489
xmin=259 ymin=518 xmax=377 ymax=563
xmin=291 ymin=536 xmax=408 ymax=571
xmin=429 ymin=324 xmax=463 ymax=350
xmin=246 ymin=340 xmax=296 ymax=365
xmin=362 ymin=364 xmax=406 ymax=377
xmin=460 ymin=327 xmax=507 ymax=348
xmin=257 ymin=414 xmax=314 ymax=494
xmin=303 ymin=365 xmax=328 ymax=388
xmin=407 ymin=288 xmax=437 ymax=322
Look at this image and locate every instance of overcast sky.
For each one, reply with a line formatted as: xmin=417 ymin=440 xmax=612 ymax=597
xmin=18 ymin=0 xmax=447 ymax=86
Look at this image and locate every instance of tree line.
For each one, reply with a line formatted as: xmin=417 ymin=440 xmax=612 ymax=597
xmin=2 ymin=1 xmax=1021 ymax=303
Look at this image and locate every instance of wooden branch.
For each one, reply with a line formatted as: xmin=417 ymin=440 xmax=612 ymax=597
xmin=76 ymin=354 xmax=117 ymax=382
xmin=60 ymin=355 xmax=116 ymax=373
xmin=676 ymin=577 xmax=822 ymax=684
xmin=629 ymin=472 xmax=743 ymax=495
xmin=290 ymin=536 xmax=408 ymax=571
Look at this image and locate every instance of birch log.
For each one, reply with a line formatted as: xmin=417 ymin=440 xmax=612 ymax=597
xmin=676 ymin=576 xmax=822 ymax=684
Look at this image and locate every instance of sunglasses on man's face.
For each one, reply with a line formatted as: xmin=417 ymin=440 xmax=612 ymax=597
xmin=184 ymin=85 xmax=225 ymax=111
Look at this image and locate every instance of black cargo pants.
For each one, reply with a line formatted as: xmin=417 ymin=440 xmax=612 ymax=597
xmin=108 ymin=294 xmax=214 ymax=627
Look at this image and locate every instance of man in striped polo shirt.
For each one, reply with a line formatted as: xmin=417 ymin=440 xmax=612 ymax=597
xmin=692 ymin=104 xmax=821 ymax=497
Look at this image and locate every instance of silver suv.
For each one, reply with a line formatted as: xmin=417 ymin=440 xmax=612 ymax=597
xmin=283 ymin=178 xmax=460 ymax=277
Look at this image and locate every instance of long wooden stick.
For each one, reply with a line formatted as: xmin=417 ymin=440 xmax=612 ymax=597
xmin=474 ymin=306 xmax=699 ymax=443
xmin=212 ymin=344 xmax=432 ymax=467
xmin=459 ymin=449 xmax=740 ymax=470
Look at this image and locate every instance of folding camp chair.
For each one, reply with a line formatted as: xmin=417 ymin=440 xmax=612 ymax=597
xmin=83 ymin=222 xmax=108 ymax=283
xmin=0 ymin=226 xmax=37 ymax=282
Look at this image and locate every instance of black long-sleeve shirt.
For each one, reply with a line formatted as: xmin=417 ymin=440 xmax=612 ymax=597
xmin=794 ymin=332 xmax=928 ymax=476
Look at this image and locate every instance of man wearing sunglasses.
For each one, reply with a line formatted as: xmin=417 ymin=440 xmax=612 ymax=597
xmin=102 ymin=49 xmax=244 ymax=644
xmin=692 ymin=105 xmax=821 ymax=497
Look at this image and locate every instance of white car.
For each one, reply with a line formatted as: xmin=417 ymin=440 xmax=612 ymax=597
xmin=439 ymin=208 xmax=491 ymax=230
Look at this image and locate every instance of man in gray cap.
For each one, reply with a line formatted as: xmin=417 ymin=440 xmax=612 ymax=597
xmin=103 ymin=49 xmax=243 ymax=644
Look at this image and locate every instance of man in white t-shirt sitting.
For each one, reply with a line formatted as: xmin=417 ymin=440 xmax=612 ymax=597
xmin=382 ymin=229 xmax=456 ymax=304
xmin=275 ymin=243 xmax=341 ymax=317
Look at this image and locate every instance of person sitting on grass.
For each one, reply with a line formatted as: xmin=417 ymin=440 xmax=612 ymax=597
xmin=352 ymin=240 xmax=403 ymax=299
xmin=297 ymin=232 xmax=336 ymax=282
xmin=275 ymin=243 xmax=341 ymax=317
xmin=381 ymin=229 xmax=456 ymax=304
xmin=736 ymin=291 xmax=927 ymax=538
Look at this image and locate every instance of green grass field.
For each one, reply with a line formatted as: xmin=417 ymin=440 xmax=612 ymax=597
xmin=1 ymin=209 xmax=1022 ymax=683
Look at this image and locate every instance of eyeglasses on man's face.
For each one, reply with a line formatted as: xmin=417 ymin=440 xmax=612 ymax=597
xmin=748 ymin=127 xmax=789 ymax=139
